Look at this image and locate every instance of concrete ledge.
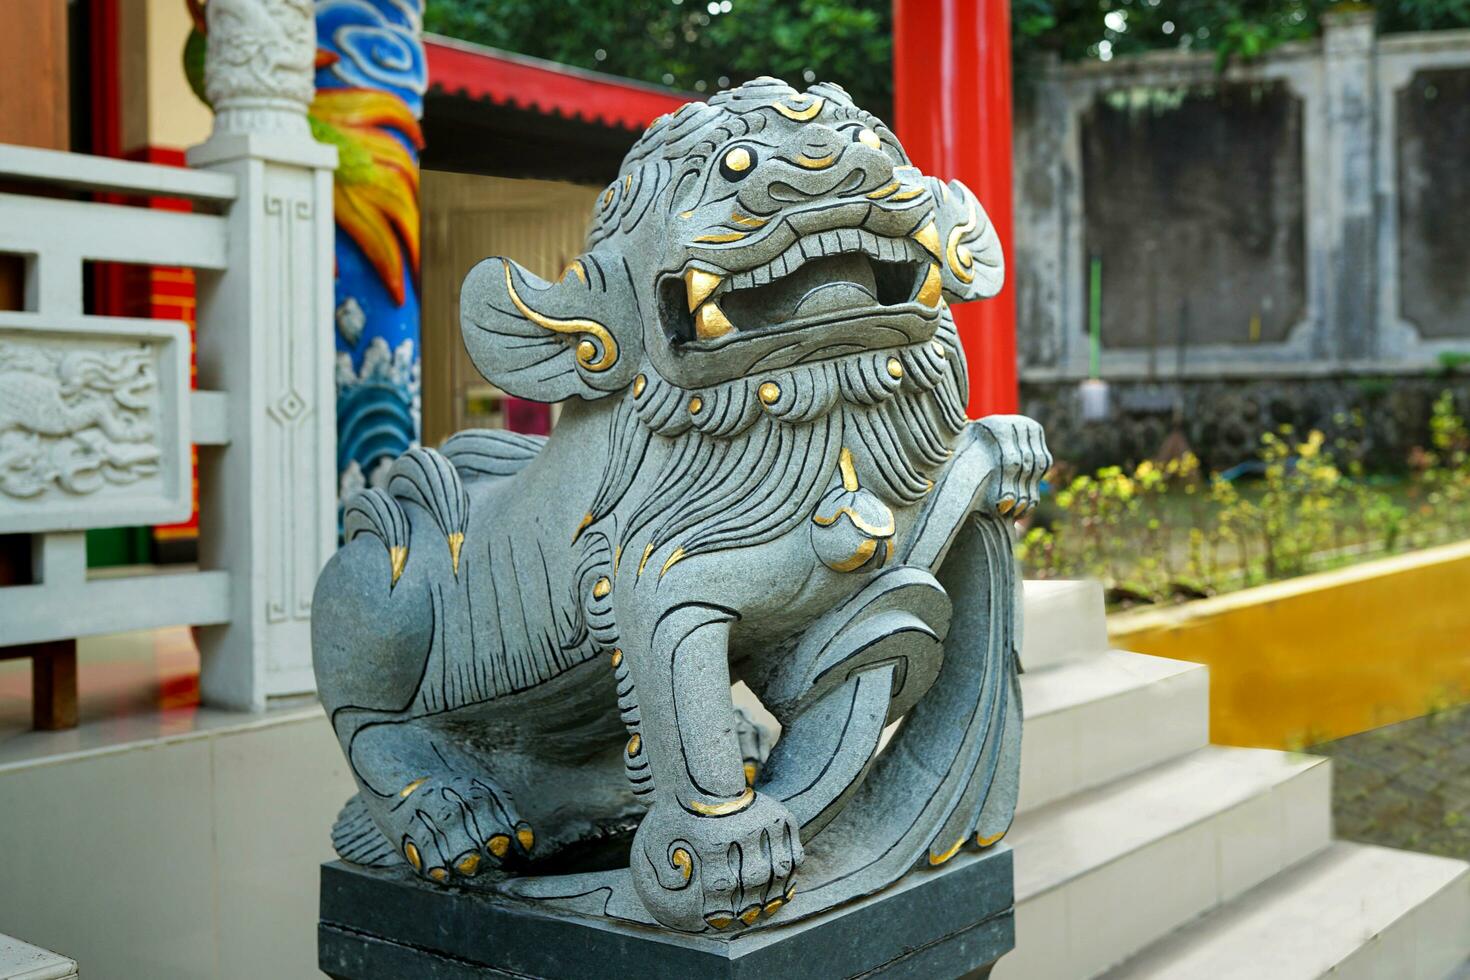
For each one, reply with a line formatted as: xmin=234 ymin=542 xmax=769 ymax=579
xmin=1109 ymin=540 xmax=1470 ymax=748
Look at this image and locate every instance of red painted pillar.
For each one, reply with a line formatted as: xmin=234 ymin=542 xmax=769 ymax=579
xmin=893 ymin=0 xmax=1018 ymax=416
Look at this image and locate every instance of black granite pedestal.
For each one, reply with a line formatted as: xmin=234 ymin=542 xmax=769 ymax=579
xmin=319 ymin=845 xmax=1015 ymax=980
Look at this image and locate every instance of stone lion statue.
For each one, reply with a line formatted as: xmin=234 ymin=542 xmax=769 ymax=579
xmin=312 ymin=77 xmax=1050 ymax=934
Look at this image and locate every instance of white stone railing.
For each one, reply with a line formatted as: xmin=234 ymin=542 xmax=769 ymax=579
xmin=0 ymin=0 xmax=338 ymax=711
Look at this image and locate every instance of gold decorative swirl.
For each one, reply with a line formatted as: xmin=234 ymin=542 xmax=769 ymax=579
xmin=688 ymin=786 xmax=756 ymax=816
xmin=945 ymin=197 xmax=978 ymax=285
xmin=812 ymin=506 xmax=895 ymax=538
xmin=502 ymin=264 xmax=618 ymax=372
xmin=772 ymin=96 xmax=824 ymax=121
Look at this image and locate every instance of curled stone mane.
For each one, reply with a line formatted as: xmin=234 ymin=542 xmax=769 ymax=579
xmin=577 ymin=312 xmax=971 ymax=571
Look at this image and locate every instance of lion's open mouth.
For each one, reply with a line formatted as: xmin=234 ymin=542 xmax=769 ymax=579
xmin=660 ymin=228 xmax=937 ymax=347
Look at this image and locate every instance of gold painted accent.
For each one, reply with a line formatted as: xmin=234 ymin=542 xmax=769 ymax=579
xmin=772 ymin=96 xmax=824 ymax=121
xmin=886 ymin=357 xmax=904 ymax=380
xmin=516 ymin=824 xmax=536 ymax=852
xmin=684 ymin=268 xmax=724 ymax=311
xmin=689 ymin=396 xmax=704 ymax=415
xmin=672 ymin=847 xmax=693 ymax=882
xmin=447 ymin=532 xmax=464 ymax=576
xmin=758 ymin=381 xmax=781 ymax=405
xmin=678 ymin=209 xmax=695 ymax=219
xmin=694 ymin=301 xmax=735 ymax=339
xmin=593 ymin=576 xmax=612 ymax=599
xmin=890 ymin=186 xmax=925 ymax=202
xmin=997 ymin=498 xmax=1015 ymax=515
xmin=601 ymin=187 xmax=614 ymax=207
xmin=660 ymin=546 xmax=687 ymax=577
xmin=931 ymin=340 xmax=947 ymax=358
xmin=611 ymin=648 xmax=623 ymax=668
xmin=912 ymin=220 xmax=941 ymax=258
xmin=763 ymin=898 xmax=784 ymax=916
xmin=563 ymin=259 xmax=587 ymax=284
xmin=945 ymin=198 xmax=979 ymax=285
xmin=916 ymin=262 xmax=944 ymax=307
xmin=389 ymin=545 xmax=408 ymax=585
xmin=724 ymin=147 xmax=752 ymax=172
xmin=785 ymin=881 xmax=797 ymax=900
xmin=627 ymin=733 xmax=642 ymax=756
xmin=404 ymin=842 xmax=421 ymax=870
xmin=692 ymin=231 xmax=749 ymax=244
xmin=614 ymin=545 xmax=623 ymax=572
xmin=857 ymin=128 xmax=881 ymax=149
xmin=827 ymin=538 xmax=879 ymax=573
xmin=975 ymin=829 xmax=1007 ymax=847
xmin=428 ymin=867 xmax=449 ymax=882
xmin=688 ymin=787 xmax=755 ymax=816
xmin=623 ymin=174 xmax=632 ymax=194
xmin=866 ymin=180 xmax=900 ymax=200
xmin=638 ymin=543 xmax=655 ymax=576
xmin=794 ymin=152 xmax=836 ymax=170
xmin=884 ymin=538 xmax=894 ymax=565
xmin=487 ymin=834 xmax=511 ymax=858
xmin=457 ymin=853 xmax=481 ymax=876
xmin=706 ymin=913 xmax=734 ymax=929
xmin=729 ymin=211 xmax=769 ymax=227
xmin=812 ymin=506 xmax=895 ymax=537
xmin=739 ymin=905 xmax=762 ymax=925
xmin=503 ymin=265 xmax=618 ymax=372
xmin=633 ymin=373 xmax=647 ymax=397
xmin=928 ymin=837 xmax=966 ymax=866
xmin=572 ymin=512 xmax=593 ymax=544
xmin=743 ymin=761 xmax=757 ymax=786
xmin=838 ymin=447 xmax=860 ymax=492
xmin=399 ymin=777 xmax=428 ymax=798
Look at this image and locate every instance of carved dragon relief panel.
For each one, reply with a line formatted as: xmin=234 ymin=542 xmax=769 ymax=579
xmin=0 ymin=318 xmax=191 ymax=533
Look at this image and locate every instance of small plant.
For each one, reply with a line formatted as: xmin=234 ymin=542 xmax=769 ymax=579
xmin=1022 ymin=391 xmax=1470 ymax=604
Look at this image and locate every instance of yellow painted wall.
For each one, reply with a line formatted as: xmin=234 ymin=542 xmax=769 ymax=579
xmin=1108 ymin=540 xmax=1470 ymax=749
xmin=118 ymin=0 xmax=212 ymax=152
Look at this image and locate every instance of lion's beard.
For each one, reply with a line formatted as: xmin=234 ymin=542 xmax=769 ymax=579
xmin=580 ymin=332 xmax=970 ymax=570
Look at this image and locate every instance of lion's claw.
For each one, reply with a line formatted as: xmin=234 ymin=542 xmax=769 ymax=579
xmin=976 ymin=415 xmax=1052 ymax=519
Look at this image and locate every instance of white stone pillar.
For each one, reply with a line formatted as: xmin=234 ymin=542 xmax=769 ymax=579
xmin=1321 ymin=10 xmax=1379 ymax=363
xmin=189 ymin=0 xmax=338 ymax=710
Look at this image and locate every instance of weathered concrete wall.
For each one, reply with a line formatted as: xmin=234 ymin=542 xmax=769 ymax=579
xmin=1080 ymin=82 xmax=1306 ymax=351
xmin=1016 ymin=20 xmax=1470 ymax=466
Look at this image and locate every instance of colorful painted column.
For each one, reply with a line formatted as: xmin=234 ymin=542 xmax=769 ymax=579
xmin=893 ymin=0 xmax=1018 ymax=416
xmin=311 ymin=0 xmax=426 ymax=506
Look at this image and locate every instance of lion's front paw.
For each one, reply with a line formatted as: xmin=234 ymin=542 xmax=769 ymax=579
xmin=630 ymin=794 xmax=802 ymax=932
xmin=976 ymin=415 xmax=1052 ymax=518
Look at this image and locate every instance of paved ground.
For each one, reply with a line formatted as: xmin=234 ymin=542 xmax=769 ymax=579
xmin=1311 ymin=702 xmax=1470 ymax=861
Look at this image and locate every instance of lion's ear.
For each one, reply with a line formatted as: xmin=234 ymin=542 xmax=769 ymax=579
xmin=927 ymin=178 xmax=1005 ymax=305
xmin=459 ymin=254 xmax=642 ymax=402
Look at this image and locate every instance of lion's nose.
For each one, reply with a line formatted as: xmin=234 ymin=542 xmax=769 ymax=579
xmin=787 ymin=125 xmax=847 ymax=172
xmin=739 ymin=126 xmax=893 ymax=208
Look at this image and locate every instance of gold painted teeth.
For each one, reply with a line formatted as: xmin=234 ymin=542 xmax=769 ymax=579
xmin=684 ymin=268 xmax=724 ymax=311
xmin=916 ymin=263 xmax=943 ymax=308
xmin=694 ymin=300 xmax=735 ymax=340
xmin=912 ymin=220 xmax=942 ymax=259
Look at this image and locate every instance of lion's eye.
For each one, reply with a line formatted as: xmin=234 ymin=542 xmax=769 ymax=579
xmin=720 ymin=147 xmax=756 ymax=181
xmin=854 ymin=128 xmax=882 ymax=150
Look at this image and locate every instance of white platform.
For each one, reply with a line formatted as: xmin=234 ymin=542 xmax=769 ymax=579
xmin=1002 ymin=579 xmax=1470 ymax=980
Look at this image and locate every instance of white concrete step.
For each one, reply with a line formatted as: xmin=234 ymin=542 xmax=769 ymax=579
xmin=995 ymin=745 xmax=1333 ymax=980
xmin=1019 ymin=650 xmax=1209 ymax=813
xmin=1101 ymin=842 xmax=1470 ymax=980
xmin=1022 ymin=579 xmax=1109 ymax=671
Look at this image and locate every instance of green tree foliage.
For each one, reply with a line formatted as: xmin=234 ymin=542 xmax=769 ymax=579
xmin=424 ymin=0 xmax=895 ymax=119
xmin=426 ymin=0 xmax=1470 ymax=108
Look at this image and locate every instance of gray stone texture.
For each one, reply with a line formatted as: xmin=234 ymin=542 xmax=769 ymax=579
xmin=318 ymin=845 xmax=1014 ymax=979
xmin=311 ymin=77 xmax=1046 ymax=939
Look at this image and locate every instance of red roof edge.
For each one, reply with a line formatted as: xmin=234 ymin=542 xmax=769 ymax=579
xmin=424 ymin=34 xmax=697 ymax=133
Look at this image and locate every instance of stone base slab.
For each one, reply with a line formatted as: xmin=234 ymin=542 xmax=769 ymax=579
xmin=318 ymin=845 xmax=1014 ymax=980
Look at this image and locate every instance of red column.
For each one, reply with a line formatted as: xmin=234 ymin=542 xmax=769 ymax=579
xmin=893 ymin=0 xmax=1017 ymax=416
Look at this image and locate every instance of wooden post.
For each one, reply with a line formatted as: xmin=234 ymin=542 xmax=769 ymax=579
xmin=0 ymin=0 xmax=77 ymax=729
